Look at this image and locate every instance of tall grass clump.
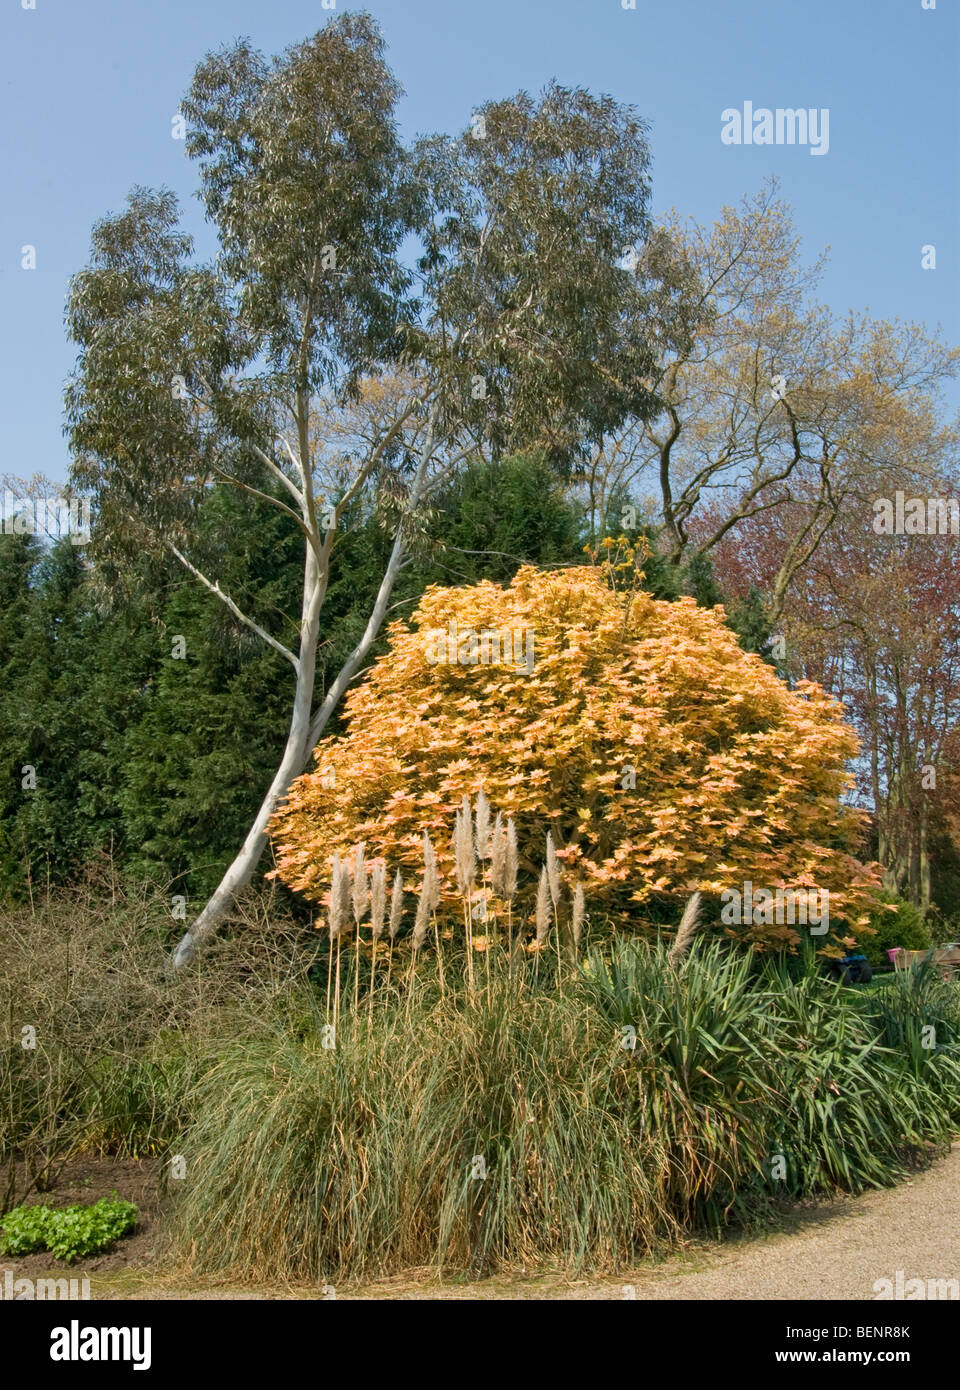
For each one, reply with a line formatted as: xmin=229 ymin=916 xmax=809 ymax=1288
xmin=164 ymin=974 xmax=678 ymax=1282
xmin=165 ymin=937 xmax=960 ymax=1284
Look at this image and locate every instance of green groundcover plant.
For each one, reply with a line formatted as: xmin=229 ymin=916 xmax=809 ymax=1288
xmin=0 ymin=1198 xmax=138 ymax=1263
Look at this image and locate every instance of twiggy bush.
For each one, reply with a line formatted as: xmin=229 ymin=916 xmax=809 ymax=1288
xmin=0 ymin=869 xmax=317 ymax=1210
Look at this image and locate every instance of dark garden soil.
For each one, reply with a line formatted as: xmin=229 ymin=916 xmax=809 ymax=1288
xmin=3 ymin=1155 xmax=161 ymax=1278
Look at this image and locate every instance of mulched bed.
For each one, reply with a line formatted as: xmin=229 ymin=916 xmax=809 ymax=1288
xmin=2 ymin=1155 xmax=162 ymax=1277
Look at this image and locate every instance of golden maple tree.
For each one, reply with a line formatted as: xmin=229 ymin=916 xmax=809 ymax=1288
xmin=269 ymin=562 xmax=879 ymax=945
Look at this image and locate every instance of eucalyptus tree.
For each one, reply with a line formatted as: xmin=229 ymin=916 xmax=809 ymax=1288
xmin=65 ymin=13 xmax=659 ymax=966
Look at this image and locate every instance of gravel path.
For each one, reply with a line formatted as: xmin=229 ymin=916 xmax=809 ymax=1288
xmin=603 ymin=1146 xmax=960 ymax=1302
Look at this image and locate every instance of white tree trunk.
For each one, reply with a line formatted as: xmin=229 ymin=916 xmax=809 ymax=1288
xmin=170 ymin=414 xmax=437 ymax=968
xmin=171 ymin=538 xmax=324 ymax=968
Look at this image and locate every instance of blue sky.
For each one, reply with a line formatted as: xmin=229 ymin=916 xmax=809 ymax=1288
xmin=2 ymin=0 xmax=957 ymax=486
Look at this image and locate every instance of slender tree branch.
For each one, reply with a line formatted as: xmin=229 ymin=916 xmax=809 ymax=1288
xmin=166 ymin=541 xmax=300 ymax=672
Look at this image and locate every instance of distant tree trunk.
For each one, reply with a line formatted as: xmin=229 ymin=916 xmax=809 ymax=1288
xmin=919 ymin=809 xmax=932 ymax=917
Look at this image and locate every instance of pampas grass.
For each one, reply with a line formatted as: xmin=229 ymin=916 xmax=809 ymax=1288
xmin=504 ymin=818 xmax=518 ymax=965
xmin=572 ymin=883 xmax=585 ymax=956
xmin=165 ymin=939 xmax=960 ymax=1285
xmin=317 ymin=795 xmax=586 ymax=1014
xmin=534 ymin=865 xmax=550 ymax=983
xmin=352 ymin=843 xmax=368 ymax=1013
xmin=370 ymin=862 xmax=386 ymax=942
xmin=453 ymin=804 xmax=476 ymax=995
xmin=490 ymin=814 xmax=506 ymax=894
xmin=474 ymin=789 xmax=491 ymax=860
xmin=545 ymin=831 xmax=563 ymax=991
xmin=545 ymin=832 xmax=560 ymax=907
xmin=475 ymin=792 xmax=494 ymax=1001
xmin=326 ymin=852 xmax=346 ymax=1028
xmin=318 ymin=796 xmax=707 ymax=1019
xmin=368 ymin=862 xmax=387 ymax=1021
xmin=386 ymin=869 xmax=403 ymax=997
xmin=668 ymin=892 xmax=703 ymax=965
